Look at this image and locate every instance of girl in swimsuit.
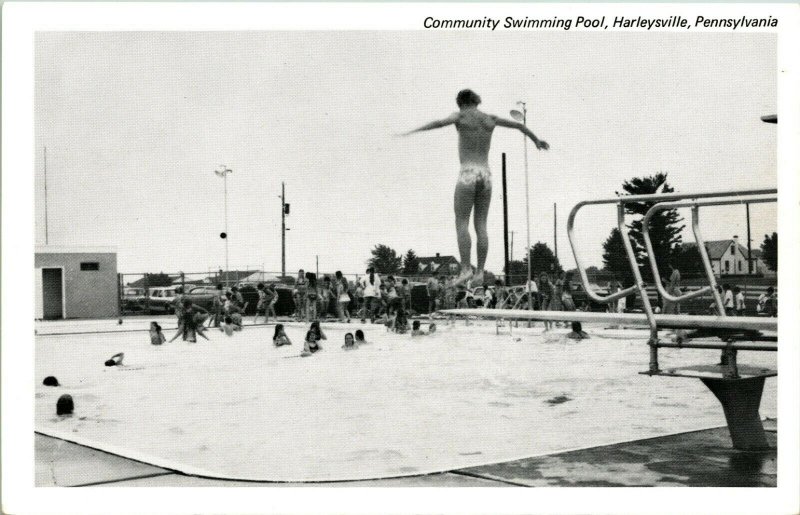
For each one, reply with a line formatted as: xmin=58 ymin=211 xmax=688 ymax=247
xmin=149 ymin=322 xmax=166 ymax=345
xmin=342 ymin=332 xmax=357 ymax=350
xmin=301 ymin=331 xmax=322 ymax=357
xmin=294 ymin=269 xmax=307 ymax=321
xmin=305 ymin=272 xmax=319 ymax=322
xmin=335 ymin=271 xmax=352 ymax=323
xmin=272 ymin=324 xmax=292 ymax=346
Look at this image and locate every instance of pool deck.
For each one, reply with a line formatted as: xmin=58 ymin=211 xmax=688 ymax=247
xmin=36 ymin=421 xmax=777 ymax=487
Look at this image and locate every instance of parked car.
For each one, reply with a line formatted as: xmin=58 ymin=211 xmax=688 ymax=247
xmin=567 ymin=282 xmax=610 ymax=312
xmin=148 ymin=286 xmax=177 ymax=314
xmin=184 ymin=283 xmax=296 ymax=316
xmin=121 ymin=287 xmax=147 ymax=313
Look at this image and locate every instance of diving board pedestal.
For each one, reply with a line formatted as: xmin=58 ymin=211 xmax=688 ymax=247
xmin=642 ymin=365 xmax=776 ymax=451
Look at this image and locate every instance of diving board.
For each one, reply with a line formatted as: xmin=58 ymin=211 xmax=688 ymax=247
xmin=441 ymin=309 xmax=777 ymax=333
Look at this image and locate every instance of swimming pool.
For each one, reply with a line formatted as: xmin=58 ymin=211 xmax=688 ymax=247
xmin=35 ymin=320 xmax=777 ymax=482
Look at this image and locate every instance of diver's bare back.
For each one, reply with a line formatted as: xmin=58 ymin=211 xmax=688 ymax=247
xmin=455 ymin=109 xmax=495 ymax=165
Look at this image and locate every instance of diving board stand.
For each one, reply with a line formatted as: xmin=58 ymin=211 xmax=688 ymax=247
xmin=644 ymin=365 xmax=776 ymax=451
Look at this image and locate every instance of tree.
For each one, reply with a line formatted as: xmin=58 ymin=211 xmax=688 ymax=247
xmin=761 ymin=232 xmax=777 ymax=272
xmin=618 ymin=172 xmax=685 ymax=280
xmin=144 ymin=273 xmax=173 ymax=287
xmin=402 ymin=249 xmax=420 ymax=274
xmin=505 ymin=260 xmax=528 ymax=286
xmin=526 ymin=242 xmax=562 ymax=278
xmin=367 ymin=244 xmax=402 ymax=274
xmin=671 ymin=244 xmax=706 ymax=279
xmin=601 ymin=228 xmax=634 ymax=286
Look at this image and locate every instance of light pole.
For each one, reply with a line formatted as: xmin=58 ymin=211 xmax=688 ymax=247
xmin=510 ymin=102 xmax=532 ymax=312
xmin=214 ymin=165 xmax=233 ymax=277
xmin=43 ymin=146 xmax=49 ymax=245
xmin=279 ymin=182 xmax=290 ymax=279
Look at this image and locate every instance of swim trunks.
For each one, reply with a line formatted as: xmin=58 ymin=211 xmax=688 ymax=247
xmin=458 ymin=163 xmax=491 ymax=186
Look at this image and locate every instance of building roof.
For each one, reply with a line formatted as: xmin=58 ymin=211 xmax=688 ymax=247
xmin=417 ymin=255 xmax=458 ymax=265
xmin=416 ymin=255 xmax=459 ymax=274
xmin=35 ymin=245 xmax=117 ymax=254
xmin=207 ymin=270 xmax=261 ymax=284
xmin=241 ymin=271 xmax=282 ymax=283
xmin=683 ymin=240 xmax=762 ymax=260
xmin=126 ymin=274 xmax=178 ymax=288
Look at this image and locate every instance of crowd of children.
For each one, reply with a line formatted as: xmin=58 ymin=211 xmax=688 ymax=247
xmin=716 ymin=283 xmax=777 ymax=317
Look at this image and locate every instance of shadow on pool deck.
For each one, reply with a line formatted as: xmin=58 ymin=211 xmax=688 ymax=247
xmin=35 ymin=424 xmax=776 ymax=487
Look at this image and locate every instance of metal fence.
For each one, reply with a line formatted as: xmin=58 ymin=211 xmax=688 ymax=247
xmin=118 ymin=268 xmax=777 ymax=318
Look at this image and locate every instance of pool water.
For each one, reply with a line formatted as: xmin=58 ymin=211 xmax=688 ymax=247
xmin=35 ymin=320 xmax=777 ymax=482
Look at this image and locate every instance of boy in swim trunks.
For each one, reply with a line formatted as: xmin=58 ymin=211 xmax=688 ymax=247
xmin=402 ymin=89 xmax=548 ymax=287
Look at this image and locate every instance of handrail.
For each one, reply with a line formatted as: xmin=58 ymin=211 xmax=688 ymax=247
xmin=571 ymin=188 xmax=777 ymax=207
xmin=566 ymin=187 xmax=777 ymax=373
xmin=566 ymin=188 xmax=774 ymax=307
xmin=642 ymin=194 xmax=777 ymax=308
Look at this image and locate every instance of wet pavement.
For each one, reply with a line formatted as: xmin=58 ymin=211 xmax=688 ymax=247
xmin=36 ymin=424 xmax=776 ymax=487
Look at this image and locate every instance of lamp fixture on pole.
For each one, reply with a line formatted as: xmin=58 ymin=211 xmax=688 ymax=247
xmin=214 ymin=165 xmax=233 ymax=277
xmin=510 ymin=102 xmax=532 ymax=312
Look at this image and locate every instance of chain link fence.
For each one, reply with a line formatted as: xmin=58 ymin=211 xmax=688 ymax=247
xmin=118 ymin=267 xmax=777 ymax=318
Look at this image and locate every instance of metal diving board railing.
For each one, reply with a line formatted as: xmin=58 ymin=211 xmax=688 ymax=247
xmin=443 ymin=187 xmax=779 ymax=450
xmin=642 ymin=194 xmax=777 ymax=316
xmin=566 ymin=187 xmax=776 ymax=373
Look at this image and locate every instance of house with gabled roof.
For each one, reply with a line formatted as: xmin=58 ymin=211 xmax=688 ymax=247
xmin=416 ymin=253 xmax=460 ymax=276
xmin=682 ymin=236 xmax=772 ymax=277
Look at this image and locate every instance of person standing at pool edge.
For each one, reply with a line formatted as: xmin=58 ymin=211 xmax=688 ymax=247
xmin=402 ymin=89 xmax=549 ymax=286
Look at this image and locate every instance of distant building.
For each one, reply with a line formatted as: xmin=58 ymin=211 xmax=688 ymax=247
xmin=35 ymin=246 xmax=119 ymax=320
xmin=416 ymin=253 xmax=460 ymax=276
xmin=240 ymin=271 xmax=282 ymax=284
xmin=207 ymin=270 xmax=261 ymax=286
xmin=682 ymin=236 xmax=772 ymax=277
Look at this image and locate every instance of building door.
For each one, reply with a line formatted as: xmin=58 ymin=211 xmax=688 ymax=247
xmin=42 ymin=268 xmax=64 ymax=320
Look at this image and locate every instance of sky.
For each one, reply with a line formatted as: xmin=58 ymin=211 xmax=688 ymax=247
xmin=34 ymin=31 xmax=777 ymax=276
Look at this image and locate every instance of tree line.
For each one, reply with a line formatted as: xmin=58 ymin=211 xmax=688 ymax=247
xmin=366 ymin=172 xmax=777 ymax=285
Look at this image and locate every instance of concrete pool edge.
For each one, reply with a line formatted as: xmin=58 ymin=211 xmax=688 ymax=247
xmin=35 ymin=420 xmax=758 ymax=484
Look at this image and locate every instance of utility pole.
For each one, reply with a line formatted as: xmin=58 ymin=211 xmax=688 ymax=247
xmin=746 ymin=203 xmax=752 ymax=275
xmin=281 ymin=182 xmax=287 ymax=278
xmin=553 ymin=203 xmax=557 ymax=261
xmin=43 ymin=146 xmax=49 ymax=245
xmin=502 ymin=153 xmax=510 ymax=281
xmin=510 ymin=231 xmax=515 ymax=263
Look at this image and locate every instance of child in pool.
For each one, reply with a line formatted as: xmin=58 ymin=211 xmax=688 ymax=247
xmin=169 ymin=300 xmax=210 ymax=342
xmin=394 ymin=307 xmax=409 ymax=334
xmin=309 ymin=321 xmax=327 ymax=341
xmin=566 ymin=321 xmax=590 ymax=340
xmin=301 ymin=330 xmax=322 ymax=357
xmin=150 ymin=322 xmax=166 ymax=345
xmin=272 ymin=324 xmax=292 ymax=346
xmin=342 ymin=332 xmax=358 ymax=350
xmin=104 ymin=352 xmax=125 ymax=366
xmin=220 ymin=316 xmax=238 ymax=336
xmin=411 ymin=320 xmax=437 ymax=336
xmin=223 ymin=292 xmax=245 ymax=329
xmin=355 ymin=329 xmax=368 ymax=345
